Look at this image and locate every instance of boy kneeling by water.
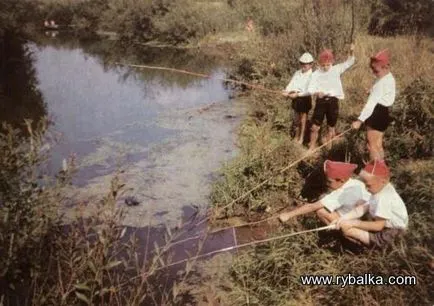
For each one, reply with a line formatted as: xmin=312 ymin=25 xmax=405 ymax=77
xmin=279 ymin=160 xmax=370 ymax=224
xmin=282 ymin=52 xmax=314 ymax=144
xmin=333 ymin=160 xmax=408 ymax=248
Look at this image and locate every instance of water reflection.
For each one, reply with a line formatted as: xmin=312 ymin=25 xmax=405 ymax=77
xmin=29 ymin=34 xmax=231 ymax=185
xmin=0 ymin=34 xmax=47 ymax=130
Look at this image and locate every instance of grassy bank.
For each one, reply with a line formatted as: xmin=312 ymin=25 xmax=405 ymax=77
xmin=207 ymin=30 xmax=434 ymax=306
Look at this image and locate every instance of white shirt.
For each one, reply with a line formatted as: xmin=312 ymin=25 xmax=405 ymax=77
xmin=358 ymin=72 xmax=396 ymax=122
xmin=284 ymin=69 xmax=312 ymax=97
xmin=368 ymin=183 xmax=408 ymax=229
xmin=307 ymin=56 xmax=355 ymax=99
xmin=320 ymin=178 xmax=371 ymax=216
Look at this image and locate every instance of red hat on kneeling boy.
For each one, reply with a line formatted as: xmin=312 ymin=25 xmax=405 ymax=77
xmin=324 ymin=160 xmax=358 ymax=180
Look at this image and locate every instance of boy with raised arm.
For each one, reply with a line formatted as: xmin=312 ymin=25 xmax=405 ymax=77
xmin=308 ymin=44 xmax=355 ymax=151
xmin=334 ymin=160 xmax=408 ymax=248
xmin=279 ymin=160 xmax=370 ymax=224
xmin=283 ymin=52 xmax=314 ymax=144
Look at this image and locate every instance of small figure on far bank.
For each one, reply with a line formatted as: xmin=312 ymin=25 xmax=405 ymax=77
xmin=307 ymin=43 xmax=355 ymax=151
xmin=282 ymin=52 xmax=314 ymax=144
xmin=352 ymin=49 xmax=395 ymax=161
xmin=245 ymin=17 xmax=254 ymax=32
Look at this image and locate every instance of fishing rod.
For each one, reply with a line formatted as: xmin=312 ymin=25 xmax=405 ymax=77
xmin=198 ymin=127 xmax=353 ymax=227
xmin=115 ymin=62 xmax=284 ymax=95
xmin=154 ymin=224 xmax=335 ymax=272
xmin=155 ymin=127 xmax=353 ymax=252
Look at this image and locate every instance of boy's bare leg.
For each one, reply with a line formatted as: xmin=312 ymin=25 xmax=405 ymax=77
xmin=294 ymin=112 xmax=301 ymax=141
xmin=342 ymin=227 xmax=370 ymax=245
xmin=326 ymin=126 xmax=336 ymax=149
xmin=299 ymin=113 xmax=307 ymax=144
xmin=367 ymin=127 xmax=385 ymax=160
xmin=308 ymin=124 xmax=320 ymax=150
xmin=316 ymin=208 xmax=340 ymax=225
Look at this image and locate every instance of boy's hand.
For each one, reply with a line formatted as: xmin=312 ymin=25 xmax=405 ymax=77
xmin=278 ymin=211 xmax=295 ymax=222
xmin=352 ymin=120 xmax=362 ymax=130
xmin=317 ymin=92 xmax=325 ymax=98
xmin=289 ymin=92 xmax=298 ymax=99
xmin=282 ymin=91 xmax=289 ymax=97
xmin=335 ymin=219 xmax=360 ymax=231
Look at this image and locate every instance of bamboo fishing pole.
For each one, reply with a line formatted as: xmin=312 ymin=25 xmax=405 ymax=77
xmin=159 ymin=127 xmax=353 ymax=251
xmin=115 ymin=62 xmax=284 ymax=95
xmin=197 ymin=127 xmax=353 ymax=227
xmin=118 ymin=224 xmax=335 ymax=288
xmin=155 ymin=224 xmax=336 ymax=271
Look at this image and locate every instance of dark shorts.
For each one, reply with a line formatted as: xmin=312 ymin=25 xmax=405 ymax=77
xmin=311 ymin=97 xmax=339 ymax=127
xmin=369 ymin=228 xmax=404 ymax=249
xmin=365 ymin=104 xmax=390 ymax=132
xmin=291 ymin=96 xmax=312 ymax=113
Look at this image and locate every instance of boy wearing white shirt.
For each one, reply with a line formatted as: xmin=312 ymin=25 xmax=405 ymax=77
xmin=352 ymin=49 xmax=396 ymax=161
xmin=334 ymin=160 xmax=408 ymax=248
xmin=279 ymin=160 xmax=370 ymax=224
xmin=308 ymin=44 xmax=355 ymax=151
xmin=283 ymin=52 xmax=314 ymax=144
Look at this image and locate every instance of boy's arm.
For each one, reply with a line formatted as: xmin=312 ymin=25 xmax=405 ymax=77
xmin=358 ymin=79 xmax=396 ymax=122
xmin=284 ymin=72 xmax=300 ymax=93
xmin=354 ymin=218 xmax=386 ymax=232
xmin=306 ymin=73 xmax=318 ymax=96
xmin=279 ymin=201 xmax=324 ymax=222
xmin=339 ymin=218 xmax=386 ymax=232
xmin=335 ymin=201 xmax=369 ymax=221
xmin=336 ymin=43 xmax=355 ymax=74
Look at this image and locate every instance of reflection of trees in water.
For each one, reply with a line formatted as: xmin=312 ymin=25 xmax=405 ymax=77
xmin=33 ymin=34 xmax=227 ymax=89
xmin=0 ymin=33 xmax=47 ymax=129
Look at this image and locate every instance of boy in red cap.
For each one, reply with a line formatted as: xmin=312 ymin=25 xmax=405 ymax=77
xmin=307 ymin=44 xmax=355 ymax=151
xmin=352 ymin=49 xmax=396 ymax=160
xmin=334 ymin=160 xmax=408 ymax=248
xmin=279 ymin=160 xmax=370 ymax=224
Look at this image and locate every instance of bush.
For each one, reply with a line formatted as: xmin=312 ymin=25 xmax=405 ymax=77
xmin=154 ymin=0 xmax=241 ymax=44
xmin=369 ymin=0 xmax=434 ymax=36
xmin=386 ymin=78 xmax=434 ymax=161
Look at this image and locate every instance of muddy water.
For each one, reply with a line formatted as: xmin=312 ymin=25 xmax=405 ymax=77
xmin=27 ymin=36 xmax=245 ymax=227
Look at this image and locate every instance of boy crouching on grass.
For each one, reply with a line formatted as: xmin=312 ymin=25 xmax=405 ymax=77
xmin=334 ymin=160 xmax=408 ymax=248
xmin=283 ymin=52 xmax=314 ymax=144
xmin=307 ymin=44 xmax=355 ymax=151
xmin=279 ymin=160 xmax=371 ymax=224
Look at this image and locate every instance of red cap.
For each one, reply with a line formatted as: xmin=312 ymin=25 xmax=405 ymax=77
xmin=324 ymin=160 xmax=357 ymax=180
xmin=363 ymin=160 xmax=390 ymax=177
xmin=370 ymin=49 xmax=390 ymax=67
xmin=319 ymin=49 xmax=334 ymax=64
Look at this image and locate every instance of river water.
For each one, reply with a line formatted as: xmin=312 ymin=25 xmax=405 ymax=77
xmin=13 ymin=34 xmax=244 ymax=227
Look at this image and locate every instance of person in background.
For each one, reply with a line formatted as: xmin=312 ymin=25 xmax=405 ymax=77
xmin=308 ymin=44 xmax=355 ymax=151
xmin=352 ymin=49 xmax=395 ymax=161
xmin=333 ymin=160 xmax=408 ymax=248
xmin=283 ymin=52 xmax=314 ymax=144
xmin=279 ymin=160 xmax=370 ymax=224
xmin=245 ymin=17 xmax=254 ymax=32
